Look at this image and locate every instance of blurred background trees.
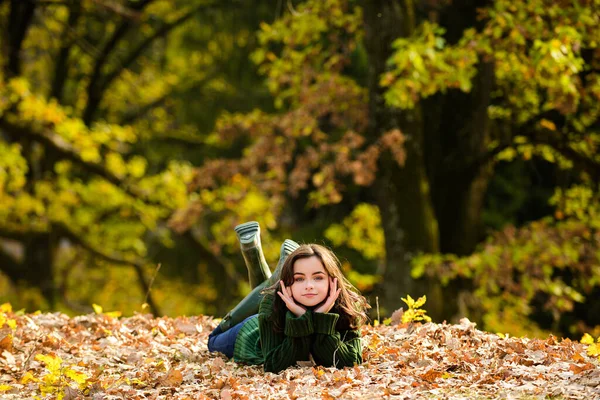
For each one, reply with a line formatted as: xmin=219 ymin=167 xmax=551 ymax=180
xmin=0 ymin=0 xmax=598 ymax=339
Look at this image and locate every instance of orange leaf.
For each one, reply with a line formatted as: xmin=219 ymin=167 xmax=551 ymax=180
xmin=570 ymin=363 xmax=594 ymax=374
xmin=162 ymin=369 xmax=183 ymax=386
xmin=0 ymin=334 xmax=12 ymax=351
xmin=420 ymin=369 xmax=443 ymax=383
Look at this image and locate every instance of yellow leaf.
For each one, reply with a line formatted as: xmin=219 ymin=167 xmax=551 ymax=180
xmin=0 ymin=303 xmax=12 ymax=313
xmin=539 ymin=119 xmax=556 ymax=131
xmin=373 ymin=320 xmax=379 ymax=327
xmin=65 ymin=368 xmax=88 ymax=385
xmin=587 ymin=343 xmax=600 ymax=357
xmin=21 ymin=371 xmax=38 ymax=384
xmin=581 ymin=333 xmax=595 ymax=345
xmin=402 ymin=295 xmax=415 ymax=308
xmin=414 ymin=295 xmax=427 ymax=309
xmin=0 ymin=384 xmax=11 ymax=391
xmin=35 ymin=353 xmax=62 ymax=373
xmin=7 ymin=319 xmax=16 ymax=330
xmin=92 ymin=304 xmax=103 ymax=314
xmin=105 ymin=311 xmax=122 ymax=319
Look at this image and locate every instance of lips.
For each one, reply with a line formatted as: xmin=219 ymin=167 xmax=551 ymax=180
xmin=303 ymin=294 xmax=318 ymax=297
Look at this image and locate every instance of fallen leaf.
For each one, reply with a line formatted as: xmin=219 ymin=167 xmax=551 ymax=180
xmin=162 ymin=369 xmax=183 ymax=386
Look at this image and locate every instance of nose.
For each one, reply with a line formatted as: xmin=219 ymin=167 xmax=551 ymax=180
xmin=305 ymin=280 xmax=314 ymax=289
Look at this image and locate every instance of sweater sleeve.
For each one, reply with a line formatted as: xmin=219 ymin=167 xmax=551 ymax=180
xmin=258 ymin=292 xmax=313 ymax=373
xmin=311 ymin=312 xmax=363 ymax=368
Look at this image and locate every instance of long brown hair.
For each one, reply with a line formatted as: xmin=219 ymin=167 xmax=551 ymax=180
xmin=265 ymin=244 xmax=370 ymax=333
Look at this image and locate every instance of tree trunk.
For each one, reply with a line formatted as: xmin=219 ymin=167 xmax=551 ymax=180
xmin=431 ymin=62 xmax=495 ymax=255
xmin=4 ymin=0 xmax=36 ymax=78
xmin=23 ymin=233 xmax=57 ymax=307
xmin=363 ymin=0 xmax=444 ymax=319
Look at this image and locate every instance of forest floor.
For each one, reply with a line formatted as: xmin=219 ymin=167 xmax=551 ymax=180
xmin=0 ymin=310 xmax=599 ymax=399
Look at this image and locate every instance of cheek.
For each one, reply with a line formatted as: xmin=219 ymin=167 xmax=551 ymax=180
xmin=290 ymin=283 xmax=301 ymax=297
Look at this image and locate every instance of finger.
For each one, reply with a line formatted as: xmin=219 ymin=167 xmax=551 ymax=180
xmin=279 ymin=281 xmax=288 ymax=297
xmin=277 ymin=291 xmax=291 ymax=307
xmin=334 ymin=288 xmax=342 ymax=301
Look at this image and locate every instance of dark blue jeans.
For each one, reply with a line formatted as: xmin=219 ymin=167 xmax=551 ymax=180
xmin=208 ymin=315 xmax=257 ymax=358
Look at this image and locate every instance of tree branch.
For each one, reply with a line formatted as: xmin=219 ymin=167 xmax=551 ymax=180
xmin=0 ymin=118 xmax=163 ymax=206
xmin=54 ymin=222 xmax=162 ymax=316
xmin=95 ymin=6 xmax=202 ymax=97
xmin=83 ymin=1 xmax=232 ymax=124
xmin=0 ymin=226 xmax=48 ymax=242
xmin=529 ymin=130 xmax=600 ymax=181
xmin=5 ymin=0 xmax=36 ymax=77
xmin=0 ymin=245 xmax=22 ymax=284
xmin=50 ymin=1 xmax=82 ymax=102
xmin=121 ymin=70 xmax=219 ymax=124
xmin=83 ymin=0 xmax=157 ymax=124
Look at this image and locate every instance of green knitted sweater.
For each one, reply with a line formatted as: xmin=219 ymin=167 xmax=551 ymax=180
xmin=232 ymin=292 xmax=363 ymax=373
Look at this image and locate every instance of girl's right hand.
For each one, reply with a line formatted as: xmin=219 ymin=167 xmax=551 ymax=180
xmin=277 ymin=280 xmax=306 ymax=317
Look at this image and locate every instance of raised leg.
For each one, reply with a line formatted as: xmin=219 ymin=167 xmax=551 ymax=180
xmin=218 ymin=238 xmax=299 ymax=332
xmin=234 ymin=221 xmax=271 ymax=289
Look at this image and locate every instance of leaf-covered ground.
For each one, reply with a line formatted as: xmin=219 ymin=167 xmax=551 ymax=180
xmin=1 ymin=311 xmax=599 ymax=399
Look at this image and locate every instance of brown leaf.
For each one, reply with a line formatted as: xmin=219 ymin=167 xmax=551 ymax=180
xmin=287 ymin=381 xmax=298 ymax=400
xmin=0 ymin=334 xmax=13 ymax=352
xmin=420 ymin=369 xmax=443 ymax=383
xmin=390 ymin=308 xmax=404 ymax=326
xmin=62 ymin=386 xmax=79 ymax=400
xmin=570 ymin=363 xmax=594 ymax=374
xmin=162 ymin=368 xmax=183 ymax=386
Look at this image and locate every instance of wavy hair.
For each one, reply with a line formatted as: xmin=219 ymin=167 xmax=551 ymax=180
xmin=265 ymin=244 xmax=370 ymax=333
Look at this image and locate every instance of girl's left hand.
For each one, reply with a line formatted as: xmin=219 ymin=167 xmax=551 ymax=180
xmin=315 ymin=277 xmax=341 ymax=313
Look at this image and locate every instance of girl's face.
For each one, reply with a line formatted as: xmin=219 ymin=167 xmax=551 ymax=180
xmin=290 ymin=256 xmax=330 ymax=307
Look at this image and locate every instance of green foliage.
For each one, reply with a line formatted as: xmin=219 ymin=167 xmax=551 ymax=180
xmin=0 ymin=0 xmax=226 ymax=315
xmin=382 ymin=22 xmax=478 ymax=109
xmin=325 ymin=203 xmax=385 ymax=260
xmin=413 ymin=184 xmax=600 ymax=338
xmin=252 ymin=0 xmax=363 ymax=109
xmin=384 ymin=0 xmax=600 ymax=177
xmin=0 ymin=78 xmax=192 ymax=256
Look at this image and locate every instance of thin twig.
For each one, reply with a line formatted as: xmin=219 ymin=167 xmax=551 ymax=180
xmin=144 ymin=263 xmax=162 ymax=307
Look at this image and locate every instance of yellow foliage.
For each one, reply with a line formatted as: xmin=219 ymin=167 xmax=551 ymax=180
xmin=581 ymin=334 xmax=600 ymax=360
xmin=401 ymin=295 xmax=432 ymax=323
xmin=35 ymin=353 xmax=90 ymax=397
xmin=581 ymin=333 xmax=595 ymax=345
xmin=21 ymin=371 xmax=38 ymax=384
xmin=325 ymin=203 xmax=385 ymax=261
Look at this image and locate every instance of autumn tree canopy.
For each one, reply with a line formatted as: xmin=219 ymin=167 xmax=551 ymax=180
xmin=0 ymin=0 xmax=599 ymax=339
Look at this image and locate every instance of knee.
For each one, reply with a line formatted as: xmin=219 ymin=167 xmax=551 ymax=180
xmin=207 ymin=326 xmax=223 ymax=352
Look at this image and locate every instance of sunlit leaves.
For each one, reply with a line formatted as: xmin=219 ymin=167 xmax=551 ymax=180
xmin=0 ymin=142 xmax=27 ymax=193
xmin=325 ymin=203 xmax=385 ymax=260
xmin=35 ymin=353 xmax=90 ymax=398
xmin=412 ymin=192 xmax=600 ymax=338
xmin=0 ymin=76 xmax=194 ymax=265
xmin=253 ymin=0 xmax=362 ymax=108
xmin=383 ymin=23 xmax=479 ymax=109
xmin=580 ymin=333 xmax=600 ymax=361
xmin=401 ymin=295 xmax=432 ymax=324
